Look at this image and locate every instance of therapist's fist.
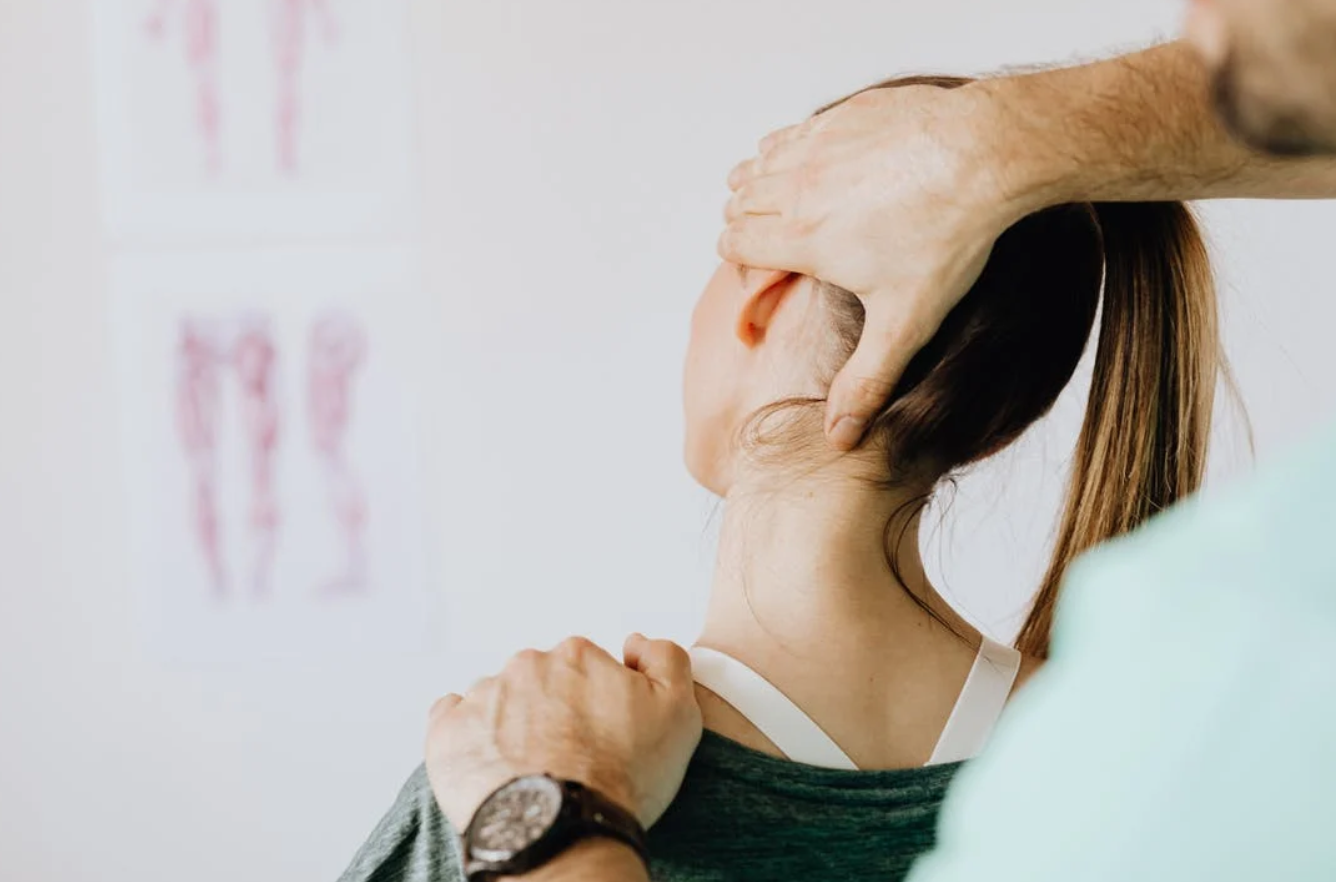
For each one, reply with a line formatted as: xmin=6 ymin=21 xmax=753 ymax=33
xmin=720 ymin=80 xmax=1023 ymax=450
xmin=425 ymin=634 xmax=703 ymax=832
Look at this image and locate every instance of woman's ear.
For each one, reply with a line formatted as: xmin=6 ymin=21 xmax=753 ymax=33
xmin=735 ymin=268 xmax=795 ymax=348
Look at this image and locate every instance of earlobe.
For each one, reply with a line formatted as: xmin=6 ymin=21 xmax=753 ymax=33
xmin=734 ymin=269 xmax=794 ymax=348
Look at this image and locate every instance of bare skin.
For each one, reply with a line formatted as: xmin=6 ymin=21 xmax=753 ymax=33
xmin=694 ymin=655 xmax=1041 ymax=768
xmin=426 ymin=6 xmax=1336 ymax=881
xmin=426 ymin=634 xmax=700 ymax=882
xmin=720 ymin=41 xmax=1336 ymax=448
xmin=691 ymin=481 xmax=1043 ymax=771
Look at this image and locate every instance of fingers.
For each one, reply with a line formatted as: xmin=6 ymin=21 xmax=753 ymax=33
xmin=429 ymin=692 xmax=464 ymax=721
xmin=759 ymin=115 xmax=831 ymax=159
xmin=723 ymin=174 xmax=789 ymax=223
xmin=623 ymin=632 xmax=693 ymax=692
xmin=728 ymin=122 xmax=803 ymax=189
xmin=728 ymin=132 xmax=816 ymax=192
xmin=717 ymin=216 xmax=814 ymax=276
xmin=552 ymin=635 xmax=617 ymax=669
xmin=504 ymin=647 xmax=543 ymax=673
xmin=758 ymin=121 xmax=805 ymax=156
xmin=430 ymin=636 xmax=631 ymax=725
xmin=823 ymin=305 xmax=927 ymax=450
xmin=622 ymin=632 xmax=649 ymax=669
xmin=463 ymin=674 xmax=496 ymax=701
xmin=727 ymin=156 xmax=760 ymax=191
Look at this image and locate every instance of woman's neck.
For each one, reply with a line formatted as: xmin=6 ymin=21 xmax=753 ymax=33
xmin=699 ymin=472 xmax=974 ymax=658
xmin=694 ymin=469 xmax=986 ymax=767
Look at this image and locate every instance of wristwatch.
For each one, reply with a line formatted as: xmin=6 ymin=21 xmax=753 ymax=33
xmin=460 ymin=774 xmax=649 ymax=881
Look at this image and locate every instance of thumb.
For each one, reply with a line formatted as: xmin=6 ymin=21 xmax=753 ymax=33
xmin=623 ymin=633 xmax=693 ymax=692
xmin=824 ymin=304 xmax=927 ymax=450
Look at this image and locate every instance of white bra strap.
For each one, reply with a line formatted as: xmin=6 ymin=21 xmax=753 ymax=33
xmin=689 ymin=646 xmax=858 ymax=770
xmin=926 ymin=636 xmax=1022 ymax=766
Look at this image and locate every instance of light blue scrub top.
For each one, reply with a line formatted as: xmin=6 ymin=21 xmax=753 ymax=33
xmin=910 ymin=416 xmax=1336 ymax=881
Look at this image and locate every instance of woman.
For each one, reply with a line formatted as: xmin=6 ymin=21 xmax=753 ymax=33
xmin=340 ymin=75 xmax=1223 ymax=882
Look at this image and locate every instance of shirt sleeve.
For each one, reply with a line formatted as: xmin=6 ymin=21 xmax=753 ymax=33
xmin=338 ymin=765 xmax=465 ymax=882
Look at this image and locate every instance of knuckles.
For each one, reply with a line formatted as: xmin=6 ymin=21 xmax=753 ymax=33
xmin=428 ymin=693 xmax=463 ymax=727
xmin=555 ymin=635 xmax=598 ymax=664
xmin=656 ymin=640 xmax=691 ymax=672
xmin=665 ymin=640 xmax=689 ymax=662
xmin=504 ymin=647 xmax=544 ymax=673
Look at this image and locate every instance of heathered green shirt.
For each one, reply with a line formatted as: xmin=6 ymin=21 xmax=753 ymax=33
xmin=339 ymin=730 xmax=962 ymax=882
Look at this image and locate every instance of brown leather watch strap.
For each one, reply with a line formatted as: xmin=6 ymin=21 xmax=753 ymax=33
xmin=564 ymin=780 xmax=649 ymax=867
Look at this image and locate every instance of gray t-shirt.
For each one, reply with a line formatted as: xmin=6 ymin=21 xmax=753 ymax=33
xmin=339 ymin=730 xmax=961 ymax=882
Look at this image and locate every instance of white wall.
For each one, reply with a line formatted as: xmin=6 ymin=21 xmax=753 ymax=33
xmin=3 ymin=1 xmax=1334 ymax=880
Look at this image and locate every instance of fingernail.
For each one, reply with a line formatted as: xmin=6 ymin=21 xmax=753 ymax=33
xmin=828 ymin=416 xmax=866 ymax=449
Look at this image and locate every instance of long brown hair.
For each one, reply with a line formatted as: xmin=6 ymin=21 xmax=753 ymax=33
xmin=813 ymin=76 xmax=1222 ymax=658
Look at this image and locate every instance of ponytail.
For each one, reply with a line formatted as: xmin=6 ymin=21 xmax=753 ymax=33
xmin=809 ymin=73 xmax=1226 ymax=658
xmin=1016 ymin=202 xmax=1221 ymax=658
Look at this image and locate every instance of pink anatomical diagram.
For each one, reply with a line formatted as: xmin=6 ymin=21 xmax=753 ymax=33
xmin=174 ymin=311 xmax=371 ymax=599
xmin=308 ymin=312 xmax=368 ymax=594
xmin=232 ymin=318 xmax=282 ymax=596
xmin=176 ymin=319 xmax=227 ymax=593
xmin=145 ymin=0 xmax=222 ymax=173
xmin=175 ymin=316 xmax=282 ymax=597
xmin=271 ymin=0 xmax=340 ymax=173
xmin=144 ymin=0 xmax=339 ymax=174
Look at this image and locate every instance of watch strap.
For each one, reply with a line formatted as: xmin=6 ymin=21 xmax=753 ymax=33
xmin=564 ymin=779 xmax=649 ymax=864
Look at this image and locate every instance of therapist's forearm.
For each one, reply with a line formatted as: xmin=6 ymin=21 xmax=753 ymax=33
xmin=982 ymin=41 xmax=1336 ymax=217
xmin=500 ymin=839 xmax=649 ymax=882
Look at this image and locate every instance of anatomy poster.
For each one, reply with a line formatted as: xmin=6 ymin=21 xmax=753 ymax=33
xmin=91 ymin=0 xmax=416 ymax=242
xmin=111 ymin=249 xmax=432 ymax=662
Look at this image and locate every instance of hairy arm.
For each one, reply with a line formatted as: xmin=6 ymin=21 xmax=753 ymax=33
xmin=722 ymin=40 xmax=1336 ymax=447
xmin=502 ymin=840 xmax=649 ymax=882
xmin=995 ymin=40 xmax=1336 ymax=214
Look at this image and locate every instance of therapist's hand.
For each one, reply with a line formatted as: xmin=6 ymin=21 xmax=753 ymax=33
xmin=425 ymin=633 xmax=703 ymax=832
xmin=720 ymin=82 xmax=1031 ymax=449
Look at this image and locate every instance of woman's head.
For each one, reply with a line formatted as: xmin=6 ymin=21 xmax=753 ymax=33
xmin=683 ymin=266 xmax=851 ymax=495
xmin=683 ymin=75 xmax=1223 ymax=657
xmin=683 ymin=205 xmax=1107 ymax=493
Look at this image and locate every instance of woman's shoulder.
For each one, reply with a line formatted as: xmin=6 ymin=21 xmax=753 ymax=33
xmin=338 ymin=764 xmax=464 ymax=882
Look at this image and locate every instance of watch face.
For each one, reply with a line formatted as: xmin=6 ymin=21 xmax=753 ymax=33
xmin=468 ymin=775 xmax=564 ymax=862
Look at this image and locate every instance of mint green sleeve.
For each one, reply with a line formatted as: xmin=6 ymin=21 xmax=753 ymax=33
xmin=909 ymin=416 xmax=1336 ymax=882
